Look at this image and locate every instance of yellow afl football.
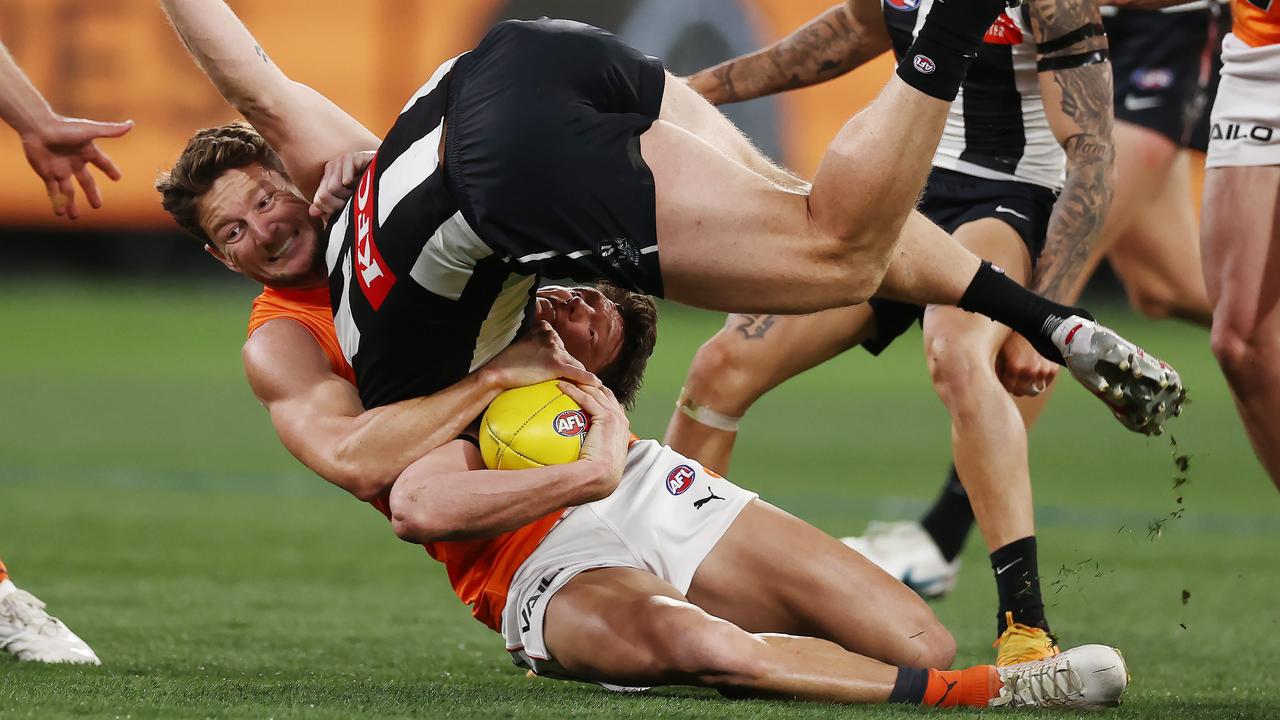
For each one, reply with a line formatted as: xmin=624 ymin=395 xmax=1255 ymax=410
xmin=480 ymin=380 xmax=590 ymax=470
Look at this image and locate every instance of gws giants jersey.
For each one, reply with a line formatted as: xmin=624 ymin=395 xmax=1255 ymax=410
xmin=884 ymin=0 xmax=1066 ymax=190
xmin=325 ymin=55 xmax=539 ymax=409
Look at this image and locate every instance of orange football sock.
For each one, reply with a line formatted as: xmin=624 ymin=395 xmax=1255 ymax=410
xmin=922 ymin=665 xmax=1000 ymax=708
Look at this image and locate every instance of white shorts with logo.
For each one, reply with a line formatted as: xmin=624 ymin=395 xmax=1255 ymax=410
xmin=501 ymin=439 xmax=757 ymax=680
xmin=1205 ymin=33 xmax=1280 ymax=169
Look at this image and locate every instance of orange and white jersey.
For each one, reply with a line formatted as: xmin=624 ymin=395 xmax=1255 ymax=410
xmin=1234 ymin=0 xmax=1280 ymax=48
xmin=246 ymin=284 xmax=562 ymax=632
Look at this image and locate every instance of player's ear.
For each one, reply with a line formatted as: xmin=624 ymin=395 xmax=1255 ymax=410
xmin=204 ymin=243 xmax=238 ymax=272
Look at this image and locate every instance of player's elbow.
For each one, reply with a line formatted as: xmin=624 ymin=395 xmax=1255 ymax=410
xmin=387 ymin=476 xmax=450 ymax=543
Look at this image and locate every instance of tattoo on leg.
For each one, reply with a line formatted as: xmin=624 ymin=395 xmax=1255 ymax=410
xmin=735 ymin=314 xmax=777 ymax=340
xmin=255 ymin=44 xmax=270 ymax=64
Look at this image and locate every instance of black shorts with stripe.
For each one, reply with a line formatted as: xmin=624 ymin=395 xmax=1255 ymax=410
xmin=444 ymin=18 xmax=668 ymax=297
xmin=863 ymin=168 xmax=1058 ymax=356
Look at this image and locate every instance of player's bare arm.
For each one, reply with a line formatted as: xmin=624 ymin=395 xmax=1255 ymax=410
xmin=389 ymin=382 xmax=630 ymax=543
xmin=160 ymin=0 xmax=378 ymax=199
xmin=244 ymin=320 xmax=598 ymax=502
xmin=687 ymin=0 xmax=890 ymax=106
xmin=0 ymin=41 xmax=132 ymax=219
xmin=1028 ymin=0 xmax=1116 ymax=303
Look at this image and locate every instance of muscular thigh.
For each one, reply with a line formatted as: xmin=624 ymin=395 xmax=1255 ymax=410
xmin=642 ymin=121 xmax=861 ymax=314
xmin=1202 ymin=165 xmax=1280 ymax=325
xmin=686 ymin=500 xmax=945 ymax=668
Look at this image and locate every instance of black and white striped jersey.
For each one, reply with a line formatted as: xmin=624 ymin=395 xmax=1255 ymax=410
xmin=884 ymin=0 xmax=1066 ymax=190
xmin=325 ymin=54 xmax=539 ymax=409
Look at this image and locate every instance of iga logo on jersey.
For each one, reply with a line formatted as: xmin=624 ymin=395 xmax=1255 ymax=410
xmin=553 ymin=409 xmax=589 ymax=437
xmin=666 ymin=465 xmax=697 ymax=496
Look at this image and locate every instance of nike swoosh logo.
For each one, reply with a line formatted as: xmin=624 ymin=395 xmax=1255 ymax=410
xmin=1124 ymin=94 xmax=1163 ymax=112
xmin=995 ymin=205 xmax=1030 ymax=221
xmin=996 ymin=558 xmax=1024 ymax=575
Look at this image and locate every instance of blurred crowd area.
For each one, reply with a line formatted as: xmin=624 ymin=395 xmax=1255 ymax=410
xmin=0 ymin=0 xmax=1202 ymax=293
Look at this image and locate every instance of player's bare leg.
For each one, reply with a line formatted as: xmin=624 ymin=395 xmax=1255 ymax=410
xmin=687 ymin=501 xmax=954 ymax=668
xmin=1203 ymin=165 xmax=1280 ymax=490
xmin=922 ymin=220 xmax=1034 ymax=555
xmin=1107 ymin=149 xmax=1211 ymax=325
xmin=665 ymin=305 xmax=875 ymax=474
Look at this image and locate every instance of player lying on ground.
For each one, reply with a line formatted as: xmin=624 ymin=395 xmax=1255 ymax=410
xmin=0 ymin=37 xmax=127 ymax=665
xmin=157 ymin=0 xmax=1182 ymax=434
xmin=153 ymin=138 xmax=1132 ymax=704
xmin=663 ymin=0 xmax=1131 ymax=665
xmin=384 ymin=367 xmax=1129 ymax=708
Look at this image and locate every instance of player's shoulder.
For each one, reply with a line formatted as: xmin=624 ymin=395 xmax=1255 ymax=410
xmin=243 ymin=318 xmax=334 ymax=398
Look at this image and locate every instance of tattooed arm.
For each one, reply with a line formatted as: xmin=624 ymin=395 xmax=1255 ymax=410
xmin=160 ymin=0 xmax=378 ymax=199
xmin=1027 ymin=0 xmax=1116 ymax=302
xmin=688 ymin=0 xmax=891 ymax=105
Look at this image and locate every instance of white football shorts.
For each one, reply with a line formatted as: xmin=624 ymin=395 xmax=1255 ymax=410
xmin=1205 ymin=33 xmax=1280 ymax=169
xmin=501 ymin=439 xmax=756 ymax=681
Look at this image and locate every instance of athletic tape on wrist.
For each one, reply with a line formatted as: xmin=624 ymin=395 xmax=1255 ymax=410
xmin=675 ymin=388 xmax=743 ymax=432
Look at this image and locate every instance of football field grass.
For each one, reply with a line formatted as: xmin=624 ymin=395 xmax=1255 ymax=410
xmin=1 ymin=280 xmax=1277 ymax=719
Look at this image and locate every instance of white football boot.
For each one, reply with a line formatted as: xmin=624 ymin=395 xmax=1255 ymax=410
xmin=991 ymin=644 xmax=1128 ymax=711
xmin=841 ymin=521 xmax=960 ymax=599
xmin=0 ymin=587 xmax=101 ymax=665
xmin=1052 ymin=315 xmax=1185 ymax=435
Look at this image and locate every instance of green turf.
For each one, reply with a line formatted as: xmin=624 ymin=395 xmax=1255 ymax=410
xmin=1 ymin=280 xmax=1277 ymax=719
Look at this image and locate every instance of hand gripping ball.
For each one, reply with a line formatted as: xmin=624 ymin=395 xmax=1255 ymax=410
xmin=480 ymin=380 xmax=591 ymax=470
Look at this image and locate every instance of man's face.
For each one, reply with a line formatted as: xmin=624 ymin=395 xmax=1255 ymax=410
xmin=197 ymin=165 xmax=327 ymax=288
xmin=534 ymin=286 xmax=624 ymax=373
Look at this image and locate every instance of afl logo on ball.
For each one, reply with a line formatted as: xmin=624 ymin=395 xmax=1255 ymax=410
xmin=666 ymin=465 xmax=697 ymax=496
xmin=912 ymin=54 xmax=936 ymax=75
xmin=553 ymin=410 xmax=589 ymax=437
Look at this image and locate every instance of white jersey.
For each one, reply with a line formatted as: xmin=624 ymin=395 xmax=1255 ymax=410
xmin=884 ymin=0 xmax=1066 ymax=190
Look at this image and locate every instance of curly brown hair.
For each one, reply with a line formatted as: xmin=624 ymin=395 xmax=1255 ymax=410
xmin=156 ymin=121 xmax=286 ymax=245
xmin=594 ymin=283 xmax=658 ymax=410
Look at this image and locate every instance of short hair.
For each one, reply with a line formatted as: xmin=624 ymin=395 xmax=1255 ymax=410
xmin=156 ymin=121 xmax=286 ymax=246
xmin=595 ymin=283 xmax=658 ymax=410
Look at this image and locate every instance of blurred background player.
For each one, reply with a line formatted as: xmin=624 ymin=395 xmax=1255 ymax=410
xmin=1200 ymin=0 xmax=1280 ymax=490
xmin=0 ymin=38 xmax=128 ymax=665
xmin=662 ymin=0 xmax=1153 ymax=666
xmin=840 ymin=3 xmax=1230 ymax=595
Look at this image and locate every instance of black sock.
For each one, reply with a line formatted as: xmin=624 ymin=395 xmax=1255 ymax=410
xmin=958 ymin=262 xmax=1092 ymax=366
xmin=919 ymin=465 xmax=975 ymax=562
xmin=888 ymin=666 xmax=930 ymax=704
xmin=990 ymin=536 xmax=1048 ymax=635
xmin=895 ymin=0 xmax=1010 ymax=101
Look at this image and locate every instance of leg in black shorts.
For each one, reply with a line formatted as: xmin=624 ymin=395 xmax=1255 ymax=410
xmin=863 ymin=169 xmax=1058 ymax=355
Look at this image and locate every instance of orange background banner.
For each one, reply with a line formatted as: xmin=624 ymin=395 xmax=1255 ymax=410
xmin=0 ymin=0 xmax=894 ymax=230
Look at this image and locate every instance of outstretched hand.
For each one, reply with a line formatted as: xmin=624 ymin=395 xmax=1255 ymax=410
xmin=310 ymin=150 xmax=376 ymax=218
xmin=21 ymin=115 xmax=133 ymax=219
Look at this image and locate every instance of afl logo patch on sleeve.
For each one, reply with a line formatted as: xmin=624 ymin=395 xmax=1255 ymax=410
xmin=912 ymin=55 xmax=936 ymax=75
xmin=553 ymin=410 xmax=590 ymax=437
xmin=666 ymin=465 xmax=697 ymax=496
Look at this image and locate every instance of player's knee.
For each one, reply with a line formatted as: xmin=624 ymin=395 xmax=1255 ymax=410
xmin=1210 ymin=318 xmax=1265 ymax=385
xmin=925 ymin=333 xmax=991 ymax=411
xmin=915 ymin=624 xmax=957 ymax=670
xmin=685 ymin=333 xmax=766 ymax=415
